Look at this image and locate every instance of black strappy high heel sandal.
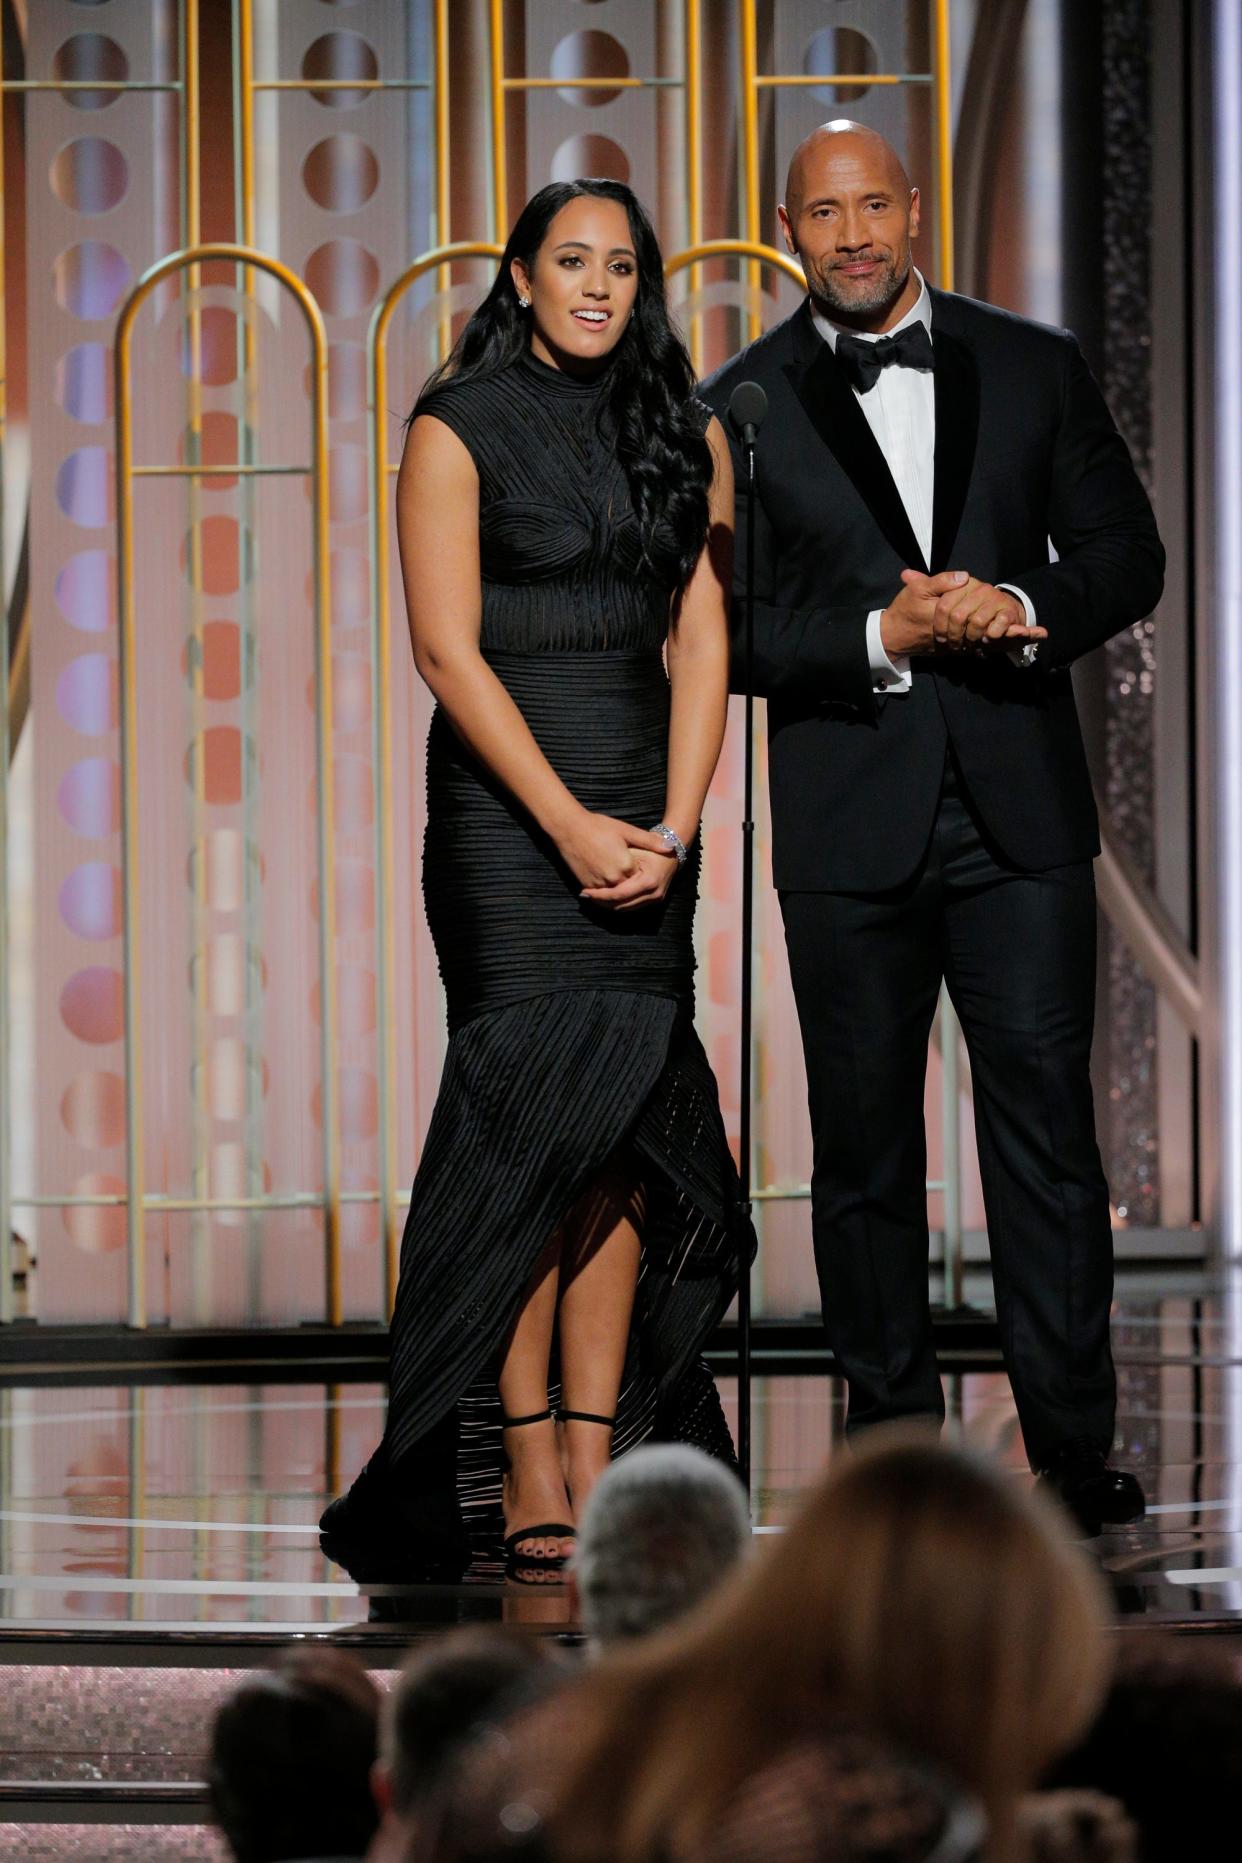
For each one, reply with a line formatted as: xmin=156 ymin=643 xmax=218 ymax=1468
xmin=501 ymin=1408 xmax=576 ymax=1567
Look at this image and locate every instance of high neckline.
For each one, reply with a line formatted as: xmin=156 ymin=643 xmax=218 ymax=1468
xmin=517 ymin=344 xmax=617 ymax=395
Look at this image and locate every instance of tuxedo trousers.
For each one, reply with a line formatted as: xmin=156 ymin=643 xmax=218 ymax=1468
xmin=779 ymin=751 xmax=1117 ymax=1468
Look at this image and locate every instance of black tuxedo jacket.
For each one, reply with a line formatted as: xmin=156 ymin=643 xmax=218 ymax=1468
xmin=699 ymin=290 xmax=1165 ymax=892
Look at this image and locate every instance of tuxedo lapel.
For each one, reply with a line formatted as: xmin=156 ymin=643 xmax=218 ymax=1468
xmin=782 ymin=303 xmax=927 ymax=572
xmin=929 ymin=305 xmax=980 ymax=573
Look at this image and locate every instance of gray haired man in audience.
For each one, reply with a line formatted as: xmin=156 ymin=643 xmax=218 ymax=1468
xmin=568 ymin=1443 xmax=751 ymax=1650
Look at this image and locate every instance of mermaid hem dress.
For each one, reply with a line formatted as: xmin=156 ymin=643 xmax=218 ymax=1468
xmin=320 ymin=351 xmax=752 ymax=1574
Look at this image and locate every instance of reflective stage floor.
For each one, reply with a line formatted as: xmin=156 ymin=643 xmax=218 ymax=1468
xmin=1 ymin=1271 xmax=1241 ymax=1855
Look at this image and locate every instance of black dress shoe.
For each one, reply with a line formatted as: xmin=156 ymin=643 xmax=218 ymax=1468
xmin=1037 ymin=1438 xmax=1146 ymax=1537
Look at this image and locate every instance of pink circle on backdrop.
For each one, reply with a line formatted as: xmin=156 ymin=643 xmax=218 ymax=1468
xmin=60 ymin=966 xmax=124 ymax=1043
xmin=304 ymin=239 xmax=380 ymax=318
xmin=56 ymin=445 xmax=112 ymax=527
xmin=187 ymin=830 xmax=263 ymax=912
xmin=59 ymin=861 xmax=122 ymax=940
xmin=302 ymin=32 xmax=379 ymax=109
xmin=310 ymin=860 xmax=375 ymax=934
xmin=57 ymin=757 xmax=121 ymax=838
xmin=181 ymin=306 xmax=238 ymax=385
xmin=302 ymin=135 xmax=379 ymax=213
xmin=56 ymin=653 xmax=117 ymax=734
xmin=55 ymin=550 xmax=115 ymax=632
xmin=62 ymin=1173 xmax=128 ymax=1253
xmin=330 ymin=653 xmax=371 ymax=730
xmin=60 ymin=1070 xmax=126 ymax=1148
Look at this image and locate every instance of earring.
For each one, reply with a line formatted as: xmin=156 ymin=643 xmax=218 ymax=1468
xmin=517 ymin=295 xmax=531 ymax=309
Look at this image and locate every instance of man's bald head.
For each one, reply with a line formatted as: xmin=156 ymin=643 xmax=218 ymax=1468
xmin=784 ymin=120 xmax=912 ymax=222
xmin=778 ymin=119 xmax=921 ymax=331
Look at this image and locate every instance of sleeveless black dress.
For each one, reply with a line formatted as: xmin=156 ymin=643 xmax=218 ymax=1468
xmin=321 ymin=349 xmax=751 ymax=1575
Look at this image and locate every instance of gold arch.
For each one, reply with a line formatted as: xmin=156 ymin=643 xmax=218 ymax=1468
xmin=114 ymin=245 xmax=339 ymax=1328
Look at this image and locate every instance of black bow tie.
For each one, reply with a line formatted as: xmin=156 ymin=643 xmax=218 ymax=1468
xmin=834 ymin=321 xmax=934 ymax=394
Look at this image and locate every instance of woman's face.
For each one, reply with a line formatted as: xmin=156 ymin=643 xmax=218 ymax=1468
xmin=511 ymin=195 xmax=640 ymax=373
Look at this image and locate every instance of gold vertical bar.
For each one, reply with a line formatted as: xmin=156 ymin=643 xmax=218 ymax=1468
xmin=115 ymin=327 xmax=148 ymax=1329
xmin=933 ymin=0 xmax=954 ymax=291
xmin=0 ymin=22 xmax=10 ymax=1324
xmin=309 ymin=307 xmax=342 ymax=1325
xmin=236 ymin=0 xmax=255 ymax=248
xmin=489 ymin=0 xmax=507 ymax=241
xmin=685 ymin=0 xmax=703 ymax=371
xmin=435 ymin=0 xmax=451 ymax=356
xmin=183 ymin=0 xmax=212 ymax=1319
xmin=739 ymin=0 xmax=762 ymax=341
xmin=369 ymin=301 xmax=399 ymax=1315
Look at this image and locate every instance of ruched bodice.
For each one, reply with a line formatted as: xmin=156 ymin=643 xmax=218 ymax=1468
xmin=319 ymin=350 xmax=745 ymax=1580
xmin=421 ymin=351 xmax=703 ymax=652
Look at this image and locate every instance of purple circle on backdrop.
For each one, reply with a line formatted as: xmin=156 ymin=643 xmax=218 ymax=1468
xmin=56 ymin=653 xmax=115 ymax=735
xmin=54 ymin=240 xmax=132 ymax=319
xmin=55 ymin=446 xmax=111 ymax=527
xmin=58 ymin=757 xmax=120 ymax=838
xmin=59 ymin=862 xmax=122 ymax=941
xmin=51 ymin=34 xmax=129 ymax=111
xmin=55 ymin=550 xmax=115 ymax=633
xmin=56 ymin=343 xmax=112 ymax=423
xmin=50 ymin=136 xmax=129 ymax=214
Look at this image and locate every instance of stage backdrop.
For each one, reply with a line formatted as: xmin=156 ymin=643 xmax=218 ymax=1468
xmin=4 ymin=0 xmax=1179 ymax=1335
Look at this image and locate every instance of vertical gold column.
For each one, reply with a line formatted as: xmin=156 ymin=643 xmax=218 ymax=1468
xmin=488 ymin=0 xmax=507 ymax=242
xmin=685 ymin=0 xmax=703 ymax=370
xmin=933 ymin=0 xmax=955 ymax=290
xmin=0 ymin=26 xmax=11 ymax=1324
xmin=739 ymin=2 xmax=762 ymax=341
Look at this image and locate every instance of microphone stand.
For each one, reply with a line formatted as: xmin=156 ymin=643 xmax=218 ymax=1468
xmin=738 ymin=425 xmax=756 ymax=1494
xmin=726 ymin=377 xmax=765 ymax=1499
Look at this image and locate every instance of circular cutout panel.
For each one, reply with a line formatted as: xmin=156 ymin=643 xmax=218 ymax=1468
xmin=183 ymin=620 xmax=249 ymax=701
xmin=56 ymin=343 xmax=112 ymax=423
xmin=56 ymin=653 xmax=117 ymax=735
xmin=59 ymin=861 xmax=122 ymax=941
xmin=802 ymin=26 xmax=878 ymax=104
xmin=180 ymin=516 xmax=254 ymax=596
xmin=180 ymin=410 xmax=243 ymax=491
xmin=60 ymin=1071 xmax=126 ymax=1150
xmin=60 ymin=966 xmax=124 ymax=1044
xmin=58 ymin=757 xmax=121 ymax=838
xmin=305 ymin=238 xmax=380 ymax=317
xmin=550 ymin=133 xmax=630 ymax=183
xmin=302 ymin=134 xmax=379 ymax=212
xmin=54 ymin=240 xmax=132 ymax=318
xmin=55 ymin=550 xmax=115 ymax=633
xmin=50 ymin=136 xmax=129 ymax=214
xmin=55 ymin=446 xmax=111 ymax=528
xmin=52 ymin=34 xmax=129 ymax=111
xmin=62 ymin=1173 xmax=127 ymax=1252
xmin=302 ymin=32 xmax=379 ymax=109
xmin=186 ymin=726 xmax=255 ymax=807
xmin=550 ymin=31 xmax=630 ymax=107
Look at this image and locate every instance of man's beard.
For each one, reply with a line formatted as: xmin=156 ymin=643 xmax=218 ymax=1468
xmin=813 ymin=249 xmax=910 ymax=318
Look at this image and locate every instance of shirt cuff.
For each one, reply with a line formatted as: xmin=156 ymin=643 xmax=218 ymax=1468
xmin=998 ymin=583 xmax=1040 ymax=667
xmin=866 ymin=608 xmax=912 ymax=695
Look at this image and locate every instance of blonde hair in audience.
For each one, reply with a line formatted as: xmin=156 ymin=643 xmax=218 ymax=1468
xmin=552 ymin=1435 xmax=1111 ymax=1862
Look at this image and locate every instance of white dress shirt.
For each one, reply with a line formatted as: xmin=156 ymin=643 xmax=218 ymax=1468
xmin=810 ymin=273 xmax=1035 ymax=694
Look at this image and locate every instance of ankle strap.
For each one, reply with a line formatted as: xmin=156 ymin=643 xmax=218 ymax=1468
xmin=501 ymin=1408 xmax=553 ymax=1429
xmin=557 ymin=1409 xmax=616 ymax=1427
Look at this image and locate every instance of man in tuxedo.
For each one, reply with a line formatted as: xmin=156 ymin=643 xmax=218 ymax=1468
xmin=701 ymin=121 xmax=1164 ymax=1532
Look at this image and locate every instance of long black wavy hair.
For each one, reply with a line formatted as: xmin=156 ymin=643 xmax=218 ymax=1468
xmin=414 ymin=180 xmax=712 ymax=592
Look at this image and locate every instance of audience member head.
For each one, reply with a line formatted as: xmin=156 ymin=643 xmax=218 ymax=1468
xmin=568 ymin=1444 xmax=750 ymax=1648
xmin=1048 ymin=1637 xmax=1242 ymax=1860
xmin=377 ymin=1625 xmax=563 ymax=1832
xmin=551 ymin=1434 xmax=1112 ymax=1861
xmin=207 ymin=1647 xmax=381 ymax=1863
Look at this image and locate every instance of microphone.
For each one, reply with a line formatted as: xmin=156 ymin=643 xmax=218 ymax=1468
xmin=728 ymin=380 xmax=768 ymax=447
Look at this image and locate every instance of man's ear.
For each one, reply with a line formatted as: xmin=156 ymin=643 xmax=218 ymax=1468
xmin=371 ymin=1757 xmax=393 ymax=1817
xmin=908 ymin=186 xmax=921 ymax=241
xmin=777 ymin=203 xmax=797 ymax=256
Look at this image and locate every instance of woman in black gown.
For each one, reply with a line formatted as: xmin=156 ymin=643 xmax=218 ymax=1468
xmin=321 ymin=180 xmax=750 ymax=1578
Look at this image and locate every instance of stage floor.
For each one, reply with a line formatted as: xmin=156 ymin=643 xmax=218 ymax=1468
xmin=0 ymin=1272 xmax=1240 ymax=1854
xmin=0 ymin=1270 xmax=1240 ymax=1637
